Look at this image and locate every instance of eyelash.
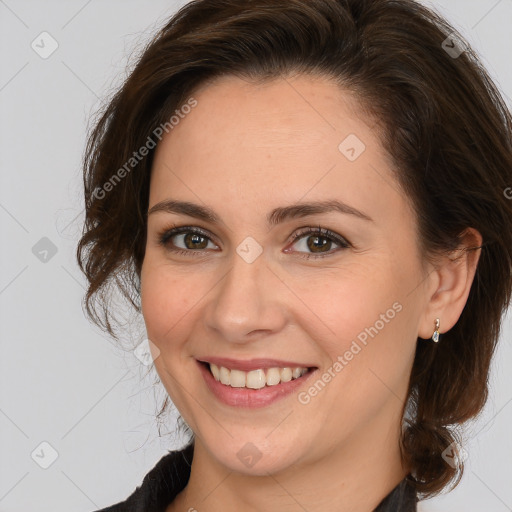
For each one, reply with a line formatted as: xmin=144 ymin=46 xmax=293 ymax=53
xmin=156 ymin=224 xmax=351 ymax=259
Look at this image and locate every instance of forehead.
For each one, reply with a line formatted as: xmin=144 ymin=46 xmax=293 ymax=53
xmin=156 ymin=74 xmax=378 ymax=162
xmin=150 ymin=74 xmax=408 ymax=225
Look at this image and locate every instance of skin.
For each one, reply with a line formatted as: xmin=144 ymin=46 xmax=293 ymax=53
xmin=140 ymin=74 xmax=482 ymax=512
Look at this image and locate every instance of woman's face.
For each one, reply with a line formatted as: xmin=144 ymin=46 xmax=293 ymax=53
xmin=141 ymin=74 xmax=435 ymax=475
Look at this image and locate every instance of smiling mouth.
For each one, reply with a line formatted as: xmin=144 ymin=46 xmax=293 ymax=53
xmin=199 ymin=361 xmax=316 ymax=389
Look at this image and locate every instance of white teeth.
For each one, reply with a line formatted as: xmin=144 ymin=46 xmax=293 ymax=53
xmin=229 ymin=369 xmax=246 ymax=388
xmin=280 ymin=367 xmax=292 ymax=383
xmin=208 ymin=363 xmax=309 ymax=388
xmin=292 ymin=367 xmax=303 ymax=379
xmin=219 ymin=366 xmax=230 ymax=385
xmin=210 ymin=363 xmax=220 ymax=381
xmin=246 ymin=369 xmax=266 ymax=389
xmin=266 ymin=367 xmax=281 ymax=386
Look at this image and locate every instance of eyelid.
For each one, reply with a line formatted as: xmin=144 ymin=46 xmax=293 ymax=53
xmin=283 ymin=226 xmax=351 ymax=258
xmin=286 ymin=226 xmax=350 ymax=247
xmin=157 ymin=224 xmax=220 ymax=249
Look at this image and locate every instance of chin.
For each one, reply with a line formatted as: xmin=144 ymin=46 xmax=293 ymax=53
xmin=201 ymin=429 xmax=309 ymax=476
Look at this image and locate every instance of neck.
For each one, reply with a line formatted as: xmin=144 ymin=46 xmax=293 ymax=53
xmin=167 ymin=411 xmax=407 ymax=512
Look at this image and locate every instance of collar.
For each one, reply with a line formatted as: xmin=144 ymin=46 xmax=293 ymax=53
xmin=94 ymin=442 xmax=417 ymax=512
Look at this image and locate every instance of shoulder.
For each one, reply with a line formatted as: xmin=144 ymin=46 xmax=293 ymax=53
xmin=90 ymin=442 xmax=194 ymax=512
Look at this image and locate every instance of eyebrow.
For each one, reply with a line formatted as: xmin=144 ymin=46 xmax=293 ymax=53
xmin=147 ymin=198 xmax=373 ymax=226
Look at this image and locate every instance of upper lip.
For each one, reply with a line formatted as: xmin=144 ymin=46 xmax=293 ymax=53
xmin=197 ymin=357 xmax=317 ymax=372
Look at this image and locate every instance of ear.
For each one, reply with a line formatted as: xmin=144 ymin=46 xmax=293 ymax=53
xmin=418 ymin=228 xmax=483 ymax=340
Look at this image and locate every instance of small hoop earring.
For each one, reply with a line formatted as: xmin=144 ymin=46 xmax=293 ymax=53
xmin=432 ymin=318 xmax=440 ymax=343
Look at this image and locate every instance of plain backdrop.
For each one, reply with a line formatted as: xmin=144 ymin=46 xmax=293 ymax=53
xmin=0 ymin=1 xmax=511 ymax=511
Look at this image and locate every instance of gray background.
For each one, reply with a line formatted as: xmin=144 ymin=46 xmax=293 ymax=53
xmin=0 ymin=1 xmax=510 ymax=511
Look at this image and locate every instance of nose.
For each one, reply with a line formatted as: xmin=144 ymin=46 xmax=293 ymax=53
xmin=203 ymin=247 xmax=287 ymax=344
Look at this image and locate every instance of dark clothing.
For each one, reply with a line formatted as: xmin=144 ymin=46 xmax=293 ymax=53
xmin=93 ymin=442 xmax=418 ymax=511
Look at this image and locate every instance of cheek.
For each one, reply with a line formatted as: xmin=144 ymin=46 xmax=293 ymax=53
xmin=293 ymin=259 xmax=413 ymax=396
xmin=305 ymin=295 xmax=413 ymax=441
xmin=140 ymin=260 xmax=199 ymax=346
xmin=290 ymin=258 xmax=399 ymax=350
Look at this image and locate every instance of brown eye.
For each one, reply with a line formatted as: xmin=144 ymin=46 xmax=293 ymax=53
xmin=158 ymin=226 xmax=218 ymax=254
xmin=306 ymin=234 xmax=332 ymax=253
xmin=182 ymin=232 xmax=209 ymax=250
xmin=286 ymin=226 xmax=350 ymax=259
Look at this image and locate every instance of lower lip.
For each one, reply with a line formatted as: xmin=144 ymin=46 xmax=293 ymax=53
xmin=197 ymin=360 xmax=317 ymax=408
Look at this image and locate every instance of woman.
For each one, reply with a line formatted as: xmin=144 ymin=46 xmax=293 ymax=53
xmin=77 ymin=0 xmax=512 ymax=510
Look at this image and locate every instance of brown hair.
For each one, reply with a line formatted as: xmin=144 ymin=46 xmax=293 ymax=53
xmin=76 ymin=0 xmax=512 ymax=498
